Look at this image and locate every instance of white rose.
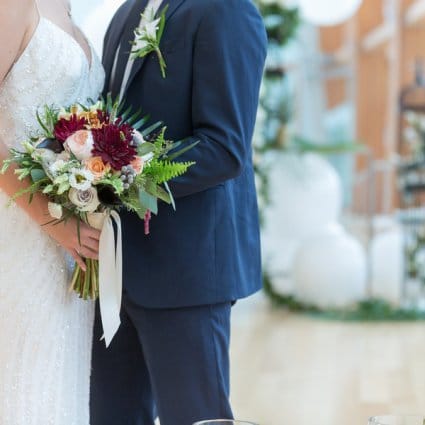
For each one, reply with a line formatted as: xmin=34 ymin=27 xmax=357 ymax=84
xmin=64 ymin=130 xmax=94 ymax=161
xmin=69 ymin=187 xmax=100 ymax=213
xmin=47 ymin=202 xmax=63 ymax=220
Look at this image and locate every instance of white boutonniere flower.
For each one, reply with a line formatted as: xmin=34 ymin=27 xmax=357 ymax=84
xmin=131 ymin=4 xmax=169 ymax=78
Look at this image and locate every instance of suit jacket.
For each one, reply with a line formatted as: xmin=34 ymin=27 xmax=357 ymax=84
xmin=103 ymin=0 xmax=267 ymax=308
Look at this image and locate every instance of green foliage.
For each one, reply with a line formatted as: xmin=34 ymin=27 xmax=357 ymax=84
xmin=30 ymin=169 xmax=47 ymax=182
xmin=263 ymin=273 xmax=425 ymax=321
xmin=36 ymin=105 xmax=58 ymax=138
xmin=139 ymin=190 xmax=158 ymax=215
xmin=141 ymin=122 xmax=163 ymax=138
xmin=97 ymin=173 xmax=125 ymax=195
xmin=257 ymin=2 xmax=300 ymax=46
xmin=291 ymin=136 xmax=365 ymax=154
xmin=121 ymin=185 xmax=147 ymax=217
xmin=143 ymin=159 xmax=194 ymax=184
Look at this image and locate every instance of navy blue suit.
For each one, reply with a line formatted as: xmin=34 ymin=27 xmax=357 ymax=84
xmin=90 ymin=1 xmax=267 ymax=424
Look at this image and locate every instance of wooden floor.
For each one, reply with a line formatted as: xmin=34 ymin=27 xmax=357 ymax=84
xmin=230 ymin=294 xmax=425 ymax=425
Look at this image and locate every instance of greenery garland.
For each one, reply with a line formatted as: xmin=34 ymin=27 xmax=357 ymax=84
xmin=263 ymin=273 xmax=425 ymax=321
xmin=256 ymin=2 xmax=300 ymax=46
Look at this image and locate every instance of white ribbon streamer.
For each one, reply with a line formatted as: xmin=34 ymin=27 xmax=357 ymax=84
xmin=88 ymin=210 xmax=123 ymax=347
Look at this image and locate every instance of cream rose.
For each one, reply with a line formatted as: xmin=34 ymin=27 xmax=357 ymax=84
xmin=84 ymin=156 xmax=111 ymax=181
xmin=69 ymin=187 xmax=100 ymax=213
xmin=64 ymin=130 xmax=94 ymax=161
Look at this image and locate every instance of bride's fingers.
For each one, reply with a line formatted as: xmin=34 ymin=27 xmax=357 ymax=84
xmin=76 ymin=244 xmax=99 ymax=260
xmin=71 ymin=250 xmax=87 ymax=271
xmin=80 ymin=237 xmax=99 ymax=254
xmin=83 ymin=226 xmax=101 ymax=241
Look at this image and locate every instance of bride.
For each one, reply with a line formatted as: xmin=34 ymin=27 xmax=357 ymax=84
xmin=0 ymin=0 xmax=104 ymax=423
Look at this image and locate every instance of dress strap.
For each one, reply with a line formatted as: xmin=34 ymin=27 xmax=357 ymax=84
xmin=33 ymin=0 xmax=41 ymax=21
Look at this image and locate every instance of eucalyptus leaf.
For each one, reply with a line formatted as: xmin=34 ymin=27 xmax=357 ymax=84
xmin=30 ymin=168 xmax=47 ymax=182
xmin=144 ymin=180 xmax=171 ymax=204
xmin=138 ymin=143 xmax=155 ymax=156
xmin=139 ymin=190 xmax=158 ymax=215
xmin=155 ymin=184 xmax=172 ymax=204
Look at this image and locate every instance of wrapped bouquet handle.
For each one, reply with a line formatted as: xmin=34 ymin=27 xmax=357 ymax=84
xmin=88 ymin=211 xmax=122 ymax=347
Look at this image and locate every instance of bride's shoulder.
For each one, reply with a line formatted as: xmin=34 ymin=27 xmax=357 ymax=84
xmin=0 ymin=0 xmax=37 ymax=83
xmin=0 ymin=0 xmax=35 ymax=24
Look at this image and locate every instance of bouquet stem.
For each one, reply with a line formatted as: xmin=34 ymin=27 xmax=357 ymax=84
xmin=70 ymin=259 xmax=99 ymax=300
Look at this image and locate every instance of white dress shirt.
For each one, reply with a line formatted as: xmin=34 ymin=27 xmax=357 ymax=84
xmin=110 ymin=0 xmax=163 ymax=100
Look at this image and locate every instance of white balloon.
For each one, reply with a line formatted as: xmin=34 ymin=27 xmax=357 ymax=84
xmin=370 ymin=226 xmax=403 ymax=305
xmin=298 ymin=0 xmax=363 ymax=26
xmin=263 ymin=152 xmax=342 ymax=241
xmin=293 ymin=223 xmax=367 ymax=308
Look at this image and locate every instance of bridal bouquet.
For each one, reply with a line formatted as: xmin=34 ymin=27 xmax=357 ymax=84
xmin=2 ymin=97 xmax=195 ymax=301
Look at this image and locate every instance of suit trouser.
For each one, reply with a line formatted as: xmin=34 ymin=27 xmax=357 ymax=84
xmin=90 ymin=294 xmax=234 ymax=425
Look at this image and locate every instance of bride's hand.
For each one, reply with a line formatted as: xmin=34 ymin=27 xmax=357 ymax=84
xmin=45 ymin=218 xmax=101 ymax=271
xmin=0 ymin=160 xmax=100 ymax=271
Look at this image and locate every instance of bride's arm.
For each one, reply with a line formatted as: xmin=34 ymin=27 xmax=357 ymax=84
xmin=0 ymin=0 xmax=100 ymax=270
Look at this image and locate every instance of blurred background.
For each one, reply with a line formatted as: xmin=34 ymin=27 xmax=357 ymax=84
xmin=71 ymin=0 xmax=425 ymax=424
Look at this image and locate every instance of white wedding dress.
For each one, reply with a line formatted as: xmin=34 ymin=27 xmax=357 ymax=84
xmin=0 ymin=15 xmax=104 ymax=425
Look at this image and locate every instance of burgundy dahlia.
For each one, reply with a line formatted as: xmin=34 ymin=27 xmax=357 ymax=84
xmin=96 ymin=110 xmax=111 ymax=126
xmin=115 ymin=120 xmax=134 ymax=144
xmin=54 ymin=114 xmax=88 ymax=143
xmin=91 ymin=124 xmax=137 ymax=171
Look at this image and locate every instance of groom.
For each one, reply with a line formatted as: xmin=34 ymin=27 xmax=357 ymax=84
xmin=90 ymin=0 xmax=267 ymax=424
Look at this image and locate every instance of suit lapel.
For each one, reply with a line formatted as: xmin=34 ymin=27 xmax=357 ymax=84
xmin=104 ymin=0 xmax=148 ymax=95
xmin=123 ymin=0 xmax=186 ymax=94
xmin=103 ymin=0 xmax=138 ymax=94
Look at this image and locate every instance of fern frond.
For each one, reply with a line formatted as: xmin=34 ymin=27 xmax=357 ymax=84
xmin=143 ymin=160 xmax=195 ymax=184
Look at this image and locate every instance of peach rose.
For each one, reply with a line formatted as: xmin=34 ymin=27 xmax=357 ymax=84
xmin=84 ymin=156 xmax=111 ymax=181
xmin=131 ymin=156 xmax=144 ymax=174
xmin=64 ymin=130 xmax=94 ymax=161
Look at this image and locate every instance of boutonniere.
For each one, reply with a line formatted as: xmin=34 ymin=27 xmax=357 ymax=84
xmin=131 ymin=4 xmax=169 ymax=78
